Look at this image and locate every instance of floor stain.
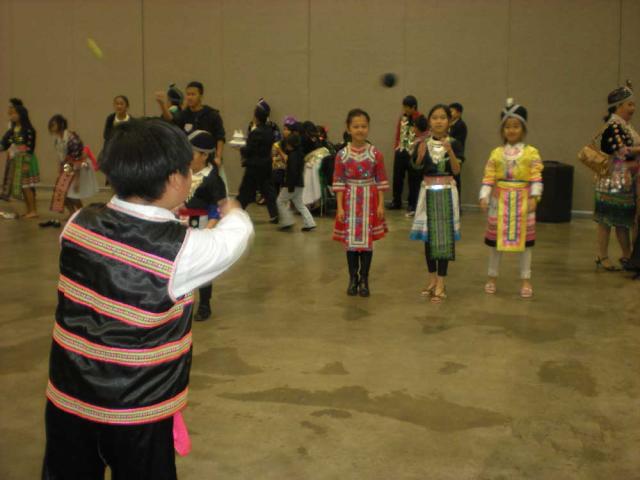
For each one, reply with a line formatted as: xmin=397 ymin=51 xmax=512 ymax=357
xmin=538 ymin=360 xmax=597 ymax=397
xmin=420 ymin=317 xmax=454 ymax=335
xmin=189 ymin=374 xmax=235 ymax=390
xmin=311 ymin=409 xmax=352 ymax=419
xmin=342 ymin=306 xmax=371 ymax=322
xmin=0 ymin=335 xmax=51 ymax=375
xmin=473 ymin=312 xmax=576 ymax=343
xmin=316 ymin=361 xmax=349 ymax=375
xmin=220 ymin=385 xmax=510 ymax=432
xmin=297 ymin=446 xmax=309 ymax=457
xmin=193 ymin=347 xmax=263 ymax=376
xmin=300 ymin=421 xmax=327 ymax=435
xmin=439 ymin=362 xmax=467 ymax=375
xmin=510 ymin=415 xmax=615 ymax=466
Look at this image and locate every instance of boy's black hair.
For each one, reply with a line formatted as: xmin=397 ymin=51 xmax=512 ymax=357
xmin=100 ymin=118 xmax=192 ymax=202
xmin=402 ymin=95 xmax=418 ymax=109
xmin=254 ymin=106 xmax=269 ymax=125
xmin=284 ymin=132 xmax=301 ymax=150
xmin=415 ymin=114 xmax=428 ymax=132
xmin=285 ymin=121 xmax=302 ymax=134
xmin=186 ymin=81 xmax=204 ymax=95
xmin=48 ymin=114 xmax=68 ymax=132
xmin=449 ymin=102 xmax=463 ymax=113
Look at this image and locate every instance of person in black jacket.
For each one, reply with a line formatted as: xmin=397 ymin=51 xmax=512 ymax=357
xmin=103 ymin=95 xmax=131 ymax=142
xmin=277 ymin=134 xmax=317 ymax=231
xmin=156 ymin=81 xmax=226 ymax=169
xmin=237 ymin=104 xmax=278 ymax=222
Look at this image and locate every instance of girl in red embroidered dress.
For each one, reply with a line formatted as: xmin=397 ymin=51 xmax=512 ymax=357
xmin=332 ymin=109 xmax=389 ymax=297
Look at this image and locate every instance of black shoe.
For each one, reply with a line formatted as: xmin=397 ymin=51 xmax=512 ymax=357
xmin=194 ymin=305 xmax=211 ymax=322
xmin=269 ymin=216 xmax=279 ymax=224
xmin=39 ymin=219 xmax=61 ymax=228
xmin=387 ymin=202 xmax=402 ymax=210
xmin=358 ymin=277 xmax=370 ymax=297
xmin=278 ymin=224 xmax=293 ymax=231
xmin=347 ymin=275 xmax=359 ymax=296
xmin=620 ymin=257 xmax=634 ymax=271
xmin=301 ymin=225 xmax=316 ymax=232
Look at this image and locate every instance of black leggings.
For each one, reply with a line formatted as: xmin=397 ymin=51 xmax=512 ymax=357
xmin=346 ymin=250 xmax=373 ymax=277
xmin=425 ymin=243 xmax=448 ymax=277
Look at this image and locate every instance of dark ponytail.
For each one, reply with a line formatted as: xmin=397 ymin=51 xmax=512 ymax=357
xmin=603 ymin=106 xmax=616 ymax=122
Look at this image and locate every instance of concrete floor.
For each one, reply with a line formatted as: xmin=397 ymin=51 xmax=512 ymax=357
xmin=1 ymin=194 xmax=639 ymax=480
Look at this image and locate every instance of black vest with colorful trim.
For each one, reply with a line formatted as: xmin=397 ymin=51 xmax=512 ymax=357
xmin=47 ymin=204 xmax=194 ymax=425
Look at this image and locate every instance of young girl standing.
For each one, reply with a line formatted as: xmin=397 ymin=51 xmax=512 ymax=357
xmin=103 ymin=95 xmax=131 ymax=142
xmin=47 ymin=115 xmax=98 ymax=220
xmin=180 ymin=130 xmax=228 ymax=321
xmin=333 ymin=108 xmax=389 ymax=297
xmin=409 ymin=104 xmax=463 ymax=303
xmin=479 ymin=99 xmax=543 ymax=298
xmin=0 ymin=98 xmax=40 ymax=217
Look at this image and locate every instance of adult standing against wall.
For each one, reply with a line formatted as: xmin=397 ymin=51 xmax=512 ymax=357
xmin=593 ymin=83 xmax=639 ymax=271
xmin=389 ymin=95 xmax=421 ymax=211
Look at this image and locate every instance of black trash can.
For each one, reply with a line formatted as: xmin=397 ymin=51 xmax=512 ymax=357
xmin=537 ymin=161 xmax=573 ymax=223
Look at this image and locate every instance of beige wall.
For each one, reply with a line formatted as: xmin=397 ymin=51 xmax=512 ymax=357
xmin=1 ymin=0 xmax=638 ymax=211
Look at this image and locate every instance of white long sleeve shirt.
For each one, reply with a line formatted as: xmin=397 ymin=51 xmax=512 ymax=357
xmin=97 ymin=196 xmax=254 ymax=298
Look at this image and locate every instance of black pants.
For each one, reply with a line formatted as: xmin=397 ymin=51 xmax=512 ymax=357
xmin=272 ymin=168 xmax=286 ymax=193
xmin=346 ymin=250 xmax=373 ymax=277
xmin=392 ymin=150 xmax=411 ymax=206
xmin=425 ymin=243 xmax=449 ymax=277
xmin=238 ymin=166 xmax=278 ymax=219
xmin=42 ymin=401 xmax=176 ymax=480
xmin=407 ymin=167 xmax=422 ymax=212
xmin=199 ymin=283 xmax=212 ymax=308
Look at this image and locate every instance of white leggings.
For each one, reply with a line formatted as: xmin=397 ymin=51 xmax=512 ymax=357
xmin=488 ymin=248 xmax=532 ymax=279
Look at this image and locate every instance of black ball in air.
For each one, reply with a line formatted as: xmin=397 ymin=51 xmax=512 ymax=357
xmin=381 ymin=73 xmax=397 ymax=88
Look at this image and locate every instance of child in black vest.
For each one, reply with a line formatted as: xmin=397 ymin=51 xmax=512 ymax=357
xmin=42 ymin=119 xmax=253 ymax=480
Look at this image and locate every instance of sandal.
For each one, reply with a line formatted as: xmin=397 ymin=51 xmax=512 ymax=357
xmin=430 ymin=287 xmax=447 ymax=304
xmin=421 ymin=284 xmax=436 ymax=297
xmin=520 ymin=286 xmax=533 ymax=298
xmin=484 ymin=282 xmax=497 ymax=294
xmin=595 ymin=256 xmax=620 ymax=271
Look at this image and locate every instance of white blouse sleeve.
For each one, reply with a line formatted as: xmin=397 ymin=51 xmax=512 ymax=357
xmin=170 ymin=209 xmax=254 ymax=298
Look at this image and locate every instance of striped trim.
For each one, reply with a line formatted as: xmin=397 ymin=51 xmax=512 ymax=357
xmin=346 ymin=179 xmax=375 ymax=186
xmin=47 ymin=381 xmax=188 ymax=425
xmin=348 ymin=184 xmax=371 ymax=248
xmin=63 ymin=222 xmax=174 ymax=278
xmin=58 ymin=275 xmax=193 ymax=329
xmin=53 ymin=323 xmax=192 ymax=367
